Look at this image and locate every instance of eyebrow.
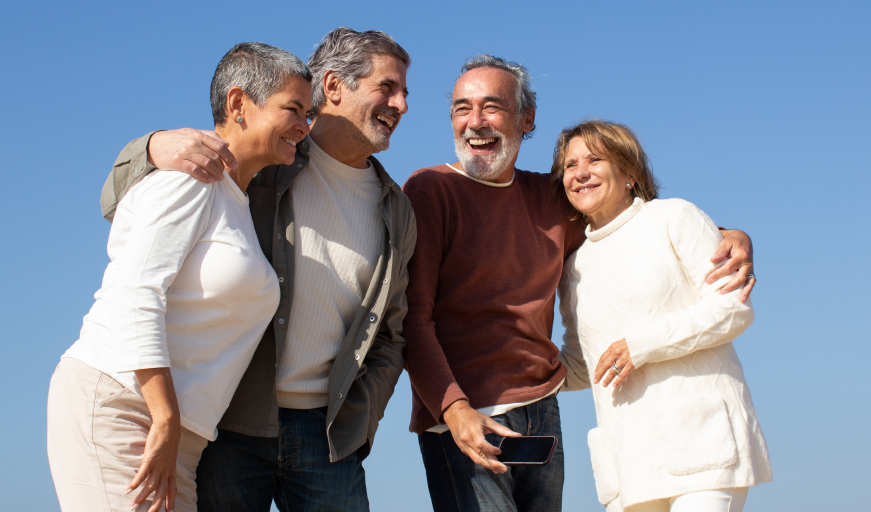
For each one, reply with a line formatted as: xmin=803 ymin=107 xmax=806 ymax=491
xmin=452 ymin=95 xmax=508 ymax=107
xmin=287 ymin=99 xmax=305 ymax=110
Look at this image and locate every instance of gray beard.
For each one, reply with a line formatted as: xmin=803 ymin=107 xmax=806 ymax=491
xmin=454 ymin=130 xmax=522 ymax=182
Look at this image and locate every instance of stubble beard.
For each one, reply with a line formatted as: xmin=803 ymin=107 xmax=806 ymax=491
xmin=350 ymin=97 xmax=396 ymax=155
xmin=454 ymin=128 xmax=522 ymax=182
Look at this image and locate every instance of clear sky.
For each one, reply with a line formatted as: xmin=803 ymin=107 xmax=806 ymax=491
xmin=2 ymin=1 xmax=869 ymax=511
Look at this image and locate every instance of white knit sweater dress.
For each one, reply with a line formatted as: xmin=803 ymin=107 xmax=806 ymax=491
xmin=558 ymin=198 xmax=772 ymax=509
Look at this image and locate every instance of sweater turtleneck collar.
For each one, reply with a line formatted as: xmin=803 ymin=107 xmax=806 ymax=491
xmin=585 ymin=197 xmax=645 ymax=242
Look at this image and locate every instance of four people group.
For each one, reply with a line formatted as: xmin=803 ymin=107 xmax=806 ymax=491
xmin=47 ymin=26 xmax=771 ymax=512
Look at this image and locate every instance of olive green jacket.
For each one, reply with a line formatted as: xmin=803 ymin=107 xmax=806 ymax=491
xmin=101 ymin=132 xmax=416 ymax=462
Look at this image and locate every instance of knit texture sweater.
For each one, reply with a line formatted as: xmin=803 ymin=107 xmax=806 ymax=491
xmin=559 ymin=198 xmax=772 ymax=508
xmin=276 ymin=137 xmax=384 ymax=409
xmin=65 ymin=171 xmax=280 ymax=441
xmin=403 ymin=165 xmax=585 ymax=433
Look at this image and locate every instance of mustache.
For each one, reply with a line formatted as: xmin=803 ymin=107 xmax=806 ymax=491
xmin=462 ymin=128 xmax=502 ymax=140
xmin=374 ymin=106 xmax=401 ymax=118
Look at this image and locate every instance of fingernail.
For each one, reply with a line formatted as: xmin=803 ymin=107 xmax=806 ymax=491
xmin=125 ymin=489 xmax=132 ymax=495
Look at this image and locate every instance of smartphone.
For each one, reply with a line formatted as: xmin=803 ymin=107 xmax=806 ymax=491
xmin=496 ymin=436 xmax=558 ymax=465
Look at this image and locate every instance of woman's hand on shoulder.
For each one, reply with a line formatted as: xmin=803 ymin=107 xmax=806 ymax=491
xmin=594 ymin=339 xmax=635 ymax=389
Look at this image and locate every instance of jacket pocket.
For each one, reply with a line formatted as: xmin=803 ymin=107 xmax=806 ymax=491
xmin=654 ymin=394 xmax=738 ymax=476
xmin=587 ymin=427 xmax=619 ymax=505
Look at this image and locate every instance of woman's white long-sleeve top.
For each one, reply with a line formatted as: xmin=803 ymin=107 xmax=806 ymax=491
xmin=558 ymin=198 xmax=772 ymax=509
xmin=64 ymin=171 xmax=280 ymax=441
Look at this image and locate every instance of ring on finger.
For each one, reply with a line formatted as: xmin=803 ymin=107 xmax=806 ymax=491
xmin=747 ymin=272 xmax=757 ymax=281
xmin=610 ymin=362 xmax=622 ymax=374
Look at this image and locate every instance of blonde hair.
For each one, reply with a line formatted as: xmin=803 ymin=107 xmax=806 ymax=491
xmin=550 ymin=119 xmax=660 ymax=220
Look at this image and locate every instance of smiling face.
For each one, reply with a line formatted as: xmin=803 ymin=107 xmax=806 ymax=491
xmin=341 ymin=54 xmax=409 ymax=154
xmin=450 ymin=67 xmax=534 ymax=182
xmin=242 ymin=76 xmax=312 ymax=166
xmin=562 ymin=136 xmax=635 ymax=229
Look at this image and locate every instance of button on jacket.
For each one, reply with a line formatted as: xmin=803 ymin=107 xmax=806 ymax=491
xmin=101 ymin=132 xmax=416 ymax=462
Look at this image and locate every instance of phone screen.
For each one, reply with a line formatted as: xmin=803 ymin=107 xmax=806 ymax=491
xmin=496 ymin=436 xmax=558 ymax=465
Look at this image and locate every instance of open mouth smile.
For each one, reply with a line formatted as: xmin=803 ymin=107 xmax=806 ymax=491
xmin=376 ymin=114 xmax=395 ymax=129
xmin=280 ymin=136 xmax=298 ymax=147
xmin=572 ymin=184 xmax=600 ymax=194
xmin=466 ymin=137 xmax=499 ymax=152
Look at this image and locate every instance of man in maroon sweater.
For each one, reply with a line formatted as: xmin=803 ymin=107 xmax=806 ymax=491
xmin=402 ymin=55 xmax=756 ymax=512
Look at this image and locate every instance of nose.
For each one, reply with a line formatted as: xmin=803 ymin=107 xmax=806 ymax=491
xmin=295 ymin=114 xmax=310 ymax=137
xmin=467 ymin=107 xmax=487 ymax=130
xmin=389 ymin=91 xmax=408 ymax=115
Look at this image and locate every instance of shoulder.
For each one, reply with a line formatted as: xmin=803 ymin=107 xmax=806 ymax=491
xmin=131 ymin=171 xmax=216 ymax=203
xmin=644 ymin=197 xmax=708 ymax=221
xmin=515 ymin=168 xmax=550 ymax=187
xmin=403 ymin=165 xmax=456 ymax=192
xmin=646 ymin=198 xmax=721 ymax=242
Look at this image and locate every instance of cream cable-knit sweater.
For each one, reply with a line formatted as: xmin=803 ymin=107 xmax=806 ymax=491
xmin=558 ymin=198 xmax=772 ymax=509
xmin=276 ymin=137 xmax=384 ymax=409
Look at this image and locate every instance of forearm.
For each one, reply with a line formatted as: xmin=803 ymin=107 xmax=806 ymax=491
xmin=625 ymin=286 xmax=754 ymax=367
xmin=135 ymin=367 xmax=180 ymax=425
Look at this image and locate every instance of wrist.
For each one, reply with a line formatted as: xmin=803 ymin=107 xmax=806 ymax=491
xmin=442 ymin=399 xmax=470 ymax=424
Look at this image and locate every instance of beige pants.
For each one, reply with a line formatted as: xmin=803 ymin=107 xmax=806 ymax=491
xmin=47 ymin=358 xmax=208 ymax=512
xmin=607 ymin=488 xmax=748 ymax=512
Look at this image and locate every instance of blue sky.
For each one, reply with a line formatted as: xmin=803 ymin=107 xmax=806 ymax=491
xmin=2 ymin=1 xmax=868 ymax=510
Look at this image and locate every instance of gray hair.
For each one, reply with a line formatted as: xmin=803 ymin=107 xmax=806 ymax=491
xmin=210 ymin=42 xmax=312 ymax=126
xmin=308 ymin=27 xmax=411 ymax=117
xmin=452 ymin=54 xmax=537 ymax=140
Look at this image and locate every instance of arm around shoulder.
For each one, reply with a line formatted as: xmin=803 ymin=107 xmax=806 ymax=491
xmin=101 ymin=131 xmax=161 ymax=222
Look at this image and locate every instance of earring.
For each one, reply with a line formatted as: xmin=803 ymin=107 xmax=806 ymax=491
xmin=626 ymin=183 xmax=632 ymax=189
xmin=236 ymin=116 xmax=243 ymax=123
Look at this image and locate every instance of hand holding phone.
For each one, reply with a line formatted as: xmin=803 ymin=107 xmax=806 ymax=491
xmin=496 ymin=436 xmax=558 ymax=466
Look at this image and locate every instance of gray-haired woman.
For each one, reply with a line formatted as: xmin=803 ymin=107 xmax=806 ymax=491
xmin=47 ymin=43 xmax=311 ymax=512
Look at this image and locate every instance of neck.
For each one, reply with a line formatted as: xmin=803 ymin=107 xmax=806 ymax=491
xmin=587 ymin=195 xmax=635 ymax=231
xmin=309 ymin=115 xmax=371 ymax=169
xmin=214 ymin=125 xmax=265 ymax=193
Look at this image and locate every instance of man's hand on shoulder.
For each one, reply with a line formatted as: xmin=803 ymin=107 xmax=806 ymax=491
xmin=708 ymin=228 xmax=755 ymax=303
xmin=442 ymin=400 xmax=520 ymax=474
xmin=148 ymin=129 xmax=237 ymax=183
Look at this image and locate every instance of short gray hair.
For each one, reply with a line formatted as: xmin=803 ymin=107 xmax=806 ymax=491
xmin=452 ymin=54 xmax=537 ymax=140
xmin=210 ymin=42 xmax=312 ymax=126
xmin=308 ymin=27 xmax=411 ymax=117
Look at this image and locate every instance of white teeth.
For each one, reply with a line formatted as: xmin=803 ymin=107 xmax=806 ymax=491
xmin=468 ymin=138 xmax=497 ymax=146
xmin=281 ymin=137 xmax=297 ymax=146
xmin=376 ymin=115 xmax=394 ymax=128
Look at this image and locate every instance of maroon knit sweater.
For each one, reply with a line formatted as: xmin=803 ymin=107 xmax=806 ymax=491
xmin=402 ymin=165 xmax=585 ymax=433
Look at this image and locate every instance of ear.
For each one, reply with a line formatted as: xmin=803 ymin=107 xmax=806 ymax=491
xmin=226 ymin=86 xmax=245 ymax=121
xmin=520 ymin=108 xmax=536 ymax=134
xmin=322 ymin=69 xmax=343 ymax=105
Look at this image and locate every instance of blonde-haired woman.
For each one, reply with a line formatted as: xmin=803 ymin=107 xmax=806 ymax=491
xmin=551 ymin=120 xmax=772 ymax=512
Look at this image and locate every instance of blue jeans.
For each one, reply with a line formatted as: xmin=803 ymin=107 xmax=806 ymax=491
xmin=197 ymin=407 xmax=369 ymax=512
xmin=418 ymin=394 xmax=565 ymax=512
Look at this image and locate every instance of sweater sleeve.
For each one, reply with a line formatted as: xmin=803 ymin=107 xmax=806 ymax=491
xmin=624 ymin=200 xmax=755 ymax=368
xmin=402 ymin=183 xmax=468 ymax=422
xmin=111 ymin=172 xmax=214 ymax=372
xmin=557 ymin=254 xmax=592 ymax=391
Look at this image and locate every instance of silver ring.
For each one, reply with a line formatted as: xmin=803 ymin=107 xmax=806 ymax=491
xmin=747 ymin=273 xmax=757 ymax=281
xmin=610 ymin=362 xmax=622 ymax=374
